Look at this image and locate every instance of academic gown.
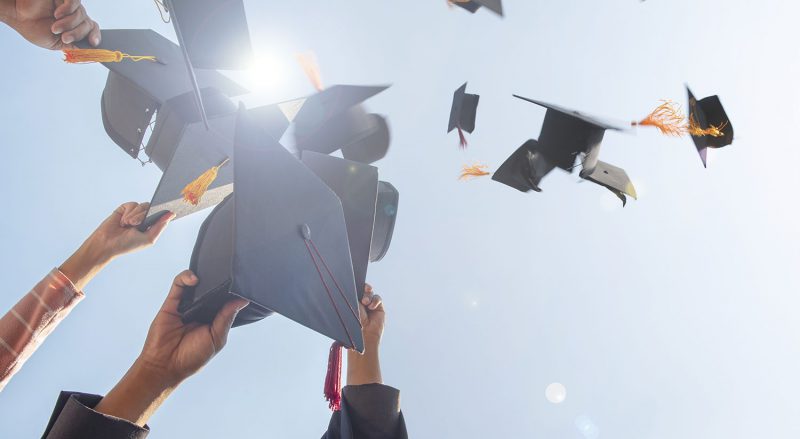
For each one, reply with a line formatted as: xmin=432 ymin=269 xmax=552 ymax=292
xmin=41 ymin=384 xmax=407 ymax=439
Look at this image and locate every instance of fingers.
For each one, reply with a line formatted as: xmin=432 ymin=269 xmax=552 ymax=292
xmin=161 ymin=270 xmax=198 ymax=312
xmin=52 ymin=4 xmax=85 ymax=36
xmin=210 ymin=298 xmax=250 ymax=352
xmin=87 ymin=20 xmax=101 ymax=46
xmin=60 ymin=16 xmax=92 ymax=45
xmin=367 ymin=294 xmax=383 ymax=312
xmin=120 ymin=203 xmax=150 ymax=226
xmin=54 ymin=0 xmax=80 ymax=20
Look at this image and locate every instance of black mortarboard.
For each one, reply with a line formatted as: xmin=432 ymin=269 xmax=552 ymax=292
xmin=513 ymin=95 xmax=626 ymax=171
xmin=301 ymin=152 xmax=379 ymax=298
xmin=687 ymin=86 xmax=734 ymax=168
xmin=78 ymin=29 xmax=247 ymax=159
xmin=492 ymin=140 xmax=556 ymax=193
xmin=293 ymin=85 xmax=392 ymax=164
xmin=137 ymin=92 xmax=293 ymax=230
xmin=453 ymin=0 xmax=504 ymax=16
xmin=180 ymin=104 xmax=364 ymax=352
xmin=448 ymin=83 xmax=479 ymax=147
xmin=370 ymin=181 xmax=400 ymax=262
xmin=163 ymin=0 xmax=253 ymax=128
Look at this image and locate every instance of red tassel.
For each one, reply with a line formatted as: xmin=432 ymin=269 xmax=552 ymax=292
xmin=324 ymin=341 xmax=344 ymax=411
xmin=457 ymin=126 xmax=468 ymax=149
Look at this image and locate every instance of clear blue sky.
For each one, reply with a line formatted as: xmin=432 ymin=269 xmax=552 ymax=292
xmin=2 ymin=0 xmax=800 ymax=437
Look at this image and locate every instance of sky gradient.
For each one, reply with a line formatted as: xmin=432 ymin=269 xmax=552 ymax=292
xmin=1 ymin=0 xmax=800 ymax=437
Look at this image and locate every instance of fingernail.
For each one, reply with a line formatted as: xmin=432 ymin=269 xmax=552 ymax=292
xmin=91 ymin=36 xmax=100 ymax=46
xmin=190 ymin=273 xmax=198 ymax=281
xmin=132 ymin=219 xmax=142 ymax=226
xmin=62 ymin=35 xmax=74 ymax=44
xmin=362 ymin=297 xmax=370 ymax=305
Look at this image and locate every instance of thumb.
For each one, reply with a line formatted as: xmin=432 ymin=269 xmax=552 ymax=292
xmin=210 ymin=298 xmax=249 ymax=353
xmin=144 ymin=212 xmax=175 ymax=244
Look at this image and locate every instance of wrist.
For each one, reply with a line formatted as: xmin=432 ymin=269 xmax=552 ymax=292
xmin=58 ymin=237 xmax=114 ymax=291
xmin=94 ymin=359 xmax=178 ymax=427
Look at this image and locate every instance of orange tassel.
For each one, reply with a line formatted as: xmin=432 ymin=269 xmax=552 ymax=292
xmin=296 ymin=52 xmax=324 ymax=92
xmin=63 ymin=48 xmax=157 ymax=64
xmin=633 ymin=100 xmax=687 ymax=137
xmin=687 ymin=118 xmax=728 ymax=137
xmin=181 ymin=158 xmax=230 ymax=206
xmin=459 ymin=163 xmax=491 ymax=180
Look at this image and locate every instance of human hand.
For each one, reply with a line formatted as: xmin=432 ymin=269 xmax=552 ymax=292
xmin=85 ymin=202 xmax=174 ymax=264
xmin=359 ymin=283 xmax=385 ymax=346
xmin=5 ymin=0 xmax=101 ymax=50
xmin=136 ymin=270 xmax=250 ymax=387
xmin=347 ymin=283 xmax=385 ymax=386
xmin=94 ymin=271 xmax=249 ymax=426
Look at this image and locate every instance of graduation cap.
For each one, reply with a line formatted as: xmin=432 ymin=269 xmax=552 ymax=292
xmin=76 ymin=29 xmax=247 ymax=159
xmin=493 ymin=96 xmax=637 ymax=205
xmin=137 ymin=92 xmax=295 ymax=230
xmin=687 ymin=86 xmax=734 ymax=168
xmin=293 ymin=85 xmax=392 ymax=165
xmin=448 ymin=82 xmax=480 ymax=148
xmin=162 ymin=0 xmax=253 ymax=128
xmin=180 ymin=103 xmax=364 ymax=352
xmin=301 ymin=152 xmax=379 ymax=298
xmin=450 ymin=0 xmax=504 ymax=16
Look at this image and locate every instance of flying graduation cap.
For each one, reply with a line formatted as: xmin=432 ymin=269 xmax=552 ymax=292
xmin=293 ymin=53 xmax=392 ymax=165
xmin=159 ymin=0 xmax=253 ymax=128
xmin=448 ymin=82 xmax=480 ymax=148
xmin=449 ymin=0 xmax=504 ymax=16
xmin=135 ymin=91 xmax=299 ymax=230
xmin=493 ymin=95 xmax=638 ymax=205
xmin=75 ymin=29 xmax=247 ymax=160
xmin=180 ymin=103 xmax=365 ymax=352
xmin=686 ymin=86 xmax=734 ymax=168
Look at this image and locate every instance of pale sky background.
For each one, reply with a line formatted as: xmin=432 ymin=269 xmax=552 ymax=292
xmin=2 ymin=0 xmax=800 ymax=437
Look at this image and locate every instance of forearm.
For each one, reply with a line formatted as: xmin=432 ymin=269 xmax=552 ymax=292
xmin=94 ymin=359 xmax=177 ymax=427
xmin=58 ymin=235 xmax=114 ymax=292
xmin=347 ymin=338 xmax=382 ymax=385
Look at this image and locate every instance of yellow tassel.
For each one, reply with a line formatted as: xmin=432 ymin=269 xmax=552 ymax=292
xmin=63 ymin=48 xmax=157 ymax=64
xmin=181 ymin=158 xmax=230 ymax=206
xmin=687 ymin=116 xmax=728 ymax=137
xmin=633 ymin=100 xmax=687 ymax=137
xmin=459 ymin=163 xmax=491 ymax=181
xmin=296 ymin=52 xmax=324 ymax=92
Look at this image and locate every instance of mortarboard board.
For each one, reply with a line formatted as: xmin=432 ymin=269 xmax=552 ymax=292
xmin=492 ymin=140 xmax=556 ymax=193
xmin=687 ymin=86 xmax=734 ymax=168
xmin=301 ymin=152 xmax=379 ymax=298
xmin=77 ymin=29 xmax=247 ymax=159
xmin=180 ymin=103 xmax=364 ymax=352
xmin=448 ymin=82 xmax=480 ymax=148
xmin=293 ymin=85 xmax=392 ymax=165
xmin=452 ymin=0 xmax=504 ymax=16
xmin=513 ymin=95 xmax=627 ymax=171
xmin=579 ymin=160 xmax=638 ymax=206
xmin=137 ymin=92 xmax=295 ymax=230
xmin=163 ymin=0 xmax=253 ymax=128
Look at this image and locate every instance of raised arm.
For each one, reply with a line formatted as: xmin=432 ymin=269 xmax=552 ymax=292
xmin=0 ymin=202 xmax=173 ymax=391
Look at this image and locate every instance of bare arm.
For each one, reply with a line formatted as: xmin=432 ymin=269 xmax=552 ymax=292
xmin=347 ymin=285 xmax=385 ymax=386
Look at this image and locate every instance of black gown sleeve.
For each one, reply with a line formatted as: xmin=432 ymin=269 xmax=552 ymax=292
xmin=41 ymin=391 xmax=150 ymax=439
xmin=323 ymin=384 xmax=408 ymax=439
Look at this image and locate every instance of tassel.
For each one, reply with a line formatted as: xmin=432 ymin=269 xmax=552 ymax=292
xmin=296 ymin=52 xmax=324 ymax=92
xmin=459 ymin=163 xmax=491 ymax=180
xmin=633 ymin=100 xmax=686 ymax=137
xmin=457 ymin=126 xmax=468 ymax=149
xmin=324 ymin=341 xmax=344 ymax=412
xmin=63 ymin=48 xmax=157 ymax=64
xmin=181 ymin=158 xmax=230 ymax=206
xmin=687 ymin=116 xmax=727 ymax=138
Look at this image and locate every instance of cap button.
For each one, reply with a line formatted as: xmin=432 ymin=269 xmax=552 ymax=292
xmin=300 ymin=224 xmax=312 ymax=240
